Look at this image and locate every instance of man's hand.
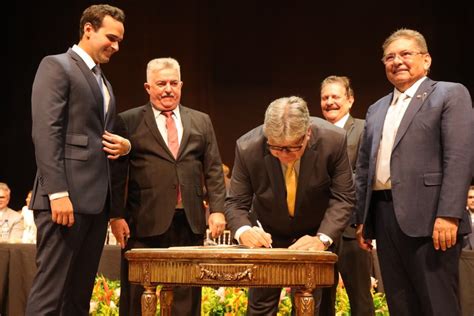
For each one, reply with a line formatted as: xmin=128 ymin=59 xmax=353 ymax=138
xmin=240 ymin=227 xmax=272 ymax=248
xmin=432 ymin=217 xmax=459 ymax=251
xmin=208 ymin=212 xmax=226 ymax=238
xmin=102 ymin=130 xmax=131 ymax=159
xmin=50 ymin=196 xmax=74 ymax=227
xmin=289 ymin=235 xmax=325 ymax=251
xmin=356 ymin=224 xmax=373 ymax=251
xmin=110 ymin=218 xmax=130 ymax=249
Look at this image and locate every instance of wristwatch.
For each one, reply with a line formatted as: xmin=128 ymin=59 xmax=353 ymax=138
xmin=317 ymin=233 xmax=331 ymax=250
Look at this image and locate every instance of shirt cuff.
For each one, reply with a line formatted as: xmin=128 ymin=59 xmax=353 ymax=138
xmin=234 ymin=225 xmax=252 ymax=244
xmin=49 ymin=191 xmax=69 ymax=200
xmin=317 ymin=233 xmax=333 ymax=245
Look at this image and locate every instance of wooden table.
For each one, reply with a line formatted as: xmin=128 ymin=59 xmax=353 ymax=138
xmin=125 ymin=246 xmax=337 ymax=316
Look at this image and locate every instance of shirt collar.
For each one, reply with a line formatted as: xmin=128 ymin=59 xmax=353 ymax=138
xmin=152 ymin=104 xmax=181 ymax=120
xmin=333 ymin=113 xmax=350 ymax=128
xmin=393 ymin=76 xmax=427 ymax=100
xmin=72 ymin=44 xmax=97 ymax=71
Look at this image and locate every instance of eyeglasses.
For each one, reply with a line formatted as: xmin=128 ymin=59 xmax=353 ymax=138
xmin=381 ymin=51 xmax=424 ymax=64
xmin=267 ymin=135 xmax=306 ymax=153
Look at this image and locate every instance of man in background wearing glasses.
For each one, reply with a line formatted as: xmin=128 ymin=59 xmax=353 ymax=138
xmin=355 ymin=28 xmax=473 ymax=315
xmin=225 ymin=96 xmax=355 ymax=315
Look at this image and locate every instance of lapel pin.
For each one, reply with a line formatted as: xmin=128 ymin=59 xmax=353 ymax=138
xmin=416 ymin=92 xmax=427 ymax=101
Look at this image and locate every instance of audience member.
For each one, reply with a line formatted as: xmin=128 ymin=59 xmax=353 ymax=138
xmin=21 ymin=190 xmax=36 ymax=243
xmin=225 ymin=96 xmax=354 ymax=315
xmin=460 ymin=185 xmax=474 ymax=316
xmin=110 ymin=57 xmax=227 ymax=316
xmin=0 ymin=182 xmax=24 ymax=241
xmin=320 ymin=75 xmax=374 ymax=316
xmin=26 ymin=4 xmax=130 ymax=315
xmin=222 ymin=163 xmax=231 ymax=196
xmin=355 ymin=28 xmax=473 ymax=315
xmin=463 ymin=185 xmax=474 ymax=250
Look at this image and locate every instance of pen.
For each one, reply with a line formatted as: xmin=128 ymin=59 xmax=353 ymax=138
xmin=256 ymin=220 xmax=272 ymax=248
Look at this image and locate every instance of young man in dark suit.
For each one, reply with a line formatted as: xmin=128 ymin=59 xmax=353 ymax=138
xmin=110 ymin=58 xmax=227 ymax=315
xmin=27 ymin=4 xmax=130 ymax=315
xmin=225 ymin=96 xmax=355 ymax=315
xmin=355 ymin=28 xmax=473 ymax=315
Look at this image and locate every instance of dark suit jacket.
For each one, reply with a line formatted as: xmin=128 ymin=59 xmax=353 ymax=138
xmin=111 ymin=103 xmax=226 ymax=237
xmin=31 ymin=48 xmax=116 ymax=214
xmin=225 ymin=117 xmax=355 ymax=245
xmin=342 ymin=115 xmax=365 ymax=238
xmin=356 ymin=78 xmax=473 ymax=238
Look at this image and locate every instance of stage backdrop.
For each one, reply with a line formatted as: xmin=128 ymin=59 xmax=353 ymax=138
xmin=4 ymin=0 xmax=472 ymax=209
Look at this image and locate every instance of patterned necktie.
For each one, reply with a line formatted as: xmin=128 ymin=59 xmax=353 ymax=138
xmin=285 ymin=160 xmax=297 ymax=217
xmin=92 ymin=65 xmax=110 ymax=116
xmin=376 ymin=93 xmax=407 ymax=184
xmin=161 ymin=111 xmax=181 ymax=204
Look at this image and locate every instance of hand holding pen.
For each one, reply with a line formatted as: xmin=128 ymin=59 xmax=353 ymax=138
xmin=256 ymin=220 xmax=273 ymax=248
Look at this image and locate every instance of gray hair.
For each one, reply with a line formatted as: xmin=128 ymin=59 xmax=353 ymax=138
xmin=382 ymin=28 xmax=429 ymax=54
xmin=0 ymin=182 xmax=10 ymax=194
xmin=263 ymin=96 xmax=310 ymax=142
xmin=321 ymin=75 xmax=354 ymax=98
xmin=146 ymin=58 xmax=181 ymax=82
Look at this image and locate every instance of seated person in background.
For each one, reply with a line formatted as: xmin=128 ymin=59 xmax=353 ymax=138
xmin=463 ymin=185 xmax=474 ymax=250
xmin=21 ymin=190 xmax=36 ymax=243
xmin=222 ymin=163 xmax=231 ymax=196
xmin=0 ymin=182 xmax=24 ymax=241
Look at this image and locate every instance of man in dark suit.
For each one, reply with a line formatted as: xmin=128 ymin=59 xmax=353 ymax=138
xmin=463 ymin=185 xmax=474 ymax=250
xmin=320 ymin=76 xmax=374 ymax=316
xmin=110 ymin=57 xmax=227 ymax=315
xmin=26 ymin=5 xmax=130 ymax=315
xmin=225 ymin=96 xmax=355 ymax=315
xmin=355 ymin=28 xmax=473 ymax=315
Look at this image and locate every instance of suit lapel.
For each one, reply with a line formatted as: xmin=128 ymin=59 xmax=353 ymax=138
xmin=143 ymin=103 xmax=175 ymax=162
xmin=392 ymin=78 xmax=435 ymax=151
xmin=295 ymin=136 xmax=316 ymax=213
xmin=371 ymin=94 xmax=394 ymax=158
xmin=343 ymin=115 xmax=355 ymax=134
xmin=178 ymin=105 xmax=190 ymax=159
xmin=68 ymin=49 xmax=105 ymax=125
xmin=263 ymin=145 xmax=288 ymax=213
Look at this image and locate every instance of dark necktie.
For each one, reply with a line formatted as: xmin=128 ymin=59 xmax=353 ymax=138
xmin=92 ymin=65 xmax=109 ymax=116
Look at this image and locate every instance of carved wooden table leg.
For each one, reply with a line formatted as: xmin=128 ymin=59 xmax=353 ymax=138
xmin=294 ymin=288 xmax=315 ymax=316
xmin=141 ymin=285 xmax=157 ymax=316
xmin=159 ymin=285 xmax=173 ymax=316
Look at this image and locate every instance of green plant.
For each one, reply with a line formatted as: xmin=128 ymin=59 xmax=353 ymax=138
xmin=90 ymin=276 xmax=390 ymax=315
xmin=90 ymin=275 xmax=120 ymax=316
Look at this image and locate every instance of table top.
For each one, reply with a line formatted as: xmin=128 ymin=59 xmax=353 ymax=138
xmin=126 ymin=246 xmax=337 ymax=263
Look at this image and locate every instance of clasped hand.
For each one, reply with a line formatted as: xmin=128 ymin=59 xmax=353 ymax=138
xmin=102 ymin=130 xmax=131 ymax=159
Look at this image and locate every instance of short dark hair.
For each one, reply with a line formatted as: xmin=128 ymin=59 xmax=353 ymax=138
xmin=79 ymin=4 xmax=125 ymax=40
